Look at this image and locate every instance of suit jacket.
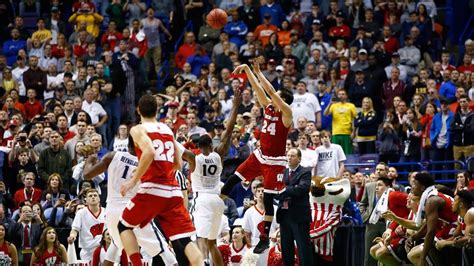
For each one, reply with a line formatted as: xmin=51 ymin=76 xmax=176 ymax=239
xmin=359 ymin=181 xmax=376 ymax=223
xmin=7 ymin=221 xmax=42 ymax=251
xmin=276 ymin=165 xmax=312 ymax=224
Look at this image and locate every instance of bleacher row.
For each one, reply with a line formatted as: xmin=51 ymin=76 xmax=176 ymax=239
xmin=345 ymin=153 xmax=474 ymax=183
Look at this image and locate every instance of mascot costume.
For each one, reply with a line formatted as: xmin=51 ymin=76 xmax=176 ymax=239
xmin=310 ymin=176 xmax=351 ymax=265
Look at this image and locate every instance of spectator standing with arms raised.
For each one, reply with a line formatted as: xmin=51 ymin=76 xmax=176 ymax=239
xmin=68 ymin=2 xmax=103 ymax=39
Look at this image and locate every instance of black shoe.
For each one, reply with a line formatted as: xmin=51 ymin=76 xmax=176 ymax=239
xmin=253 ymin=236 xmax=270 ymax=254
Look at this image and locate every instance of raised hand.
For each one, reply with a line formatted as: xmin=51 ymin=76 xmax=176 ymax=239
xmin=381 ymin=210 xmax=396 ymax=221
xmin=232 ymin=88 xmax=242 ymax=106
xmin=120 ymin=179 xmax=138 ymax=196
xmin=233 ymin=64 xmax=248 ymax=74
xmin=251 ymin=56 xmax=265 ymax=72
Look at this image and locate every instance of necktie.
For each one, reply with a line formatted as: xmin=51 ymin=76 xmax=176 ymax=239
xmin=26 ymin=190 xmax=32 ymax=201
xmin=24 ymin=224 xmax=30 ymax=248
xmin=288 ymin=170 xmax=294 ymax=182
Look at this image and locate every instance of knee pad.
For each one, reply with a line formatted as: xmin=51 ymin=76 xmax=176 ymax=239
xmin=171 ymin=238 xmax=191 ymax=266
xmin=117 ymin=221 xmax=133 ymax=234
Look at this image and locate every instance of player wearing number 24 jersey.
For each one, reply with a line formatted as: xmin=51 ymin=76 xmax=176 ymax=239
xmin=221 ymin=57 xmax=293 ymax=254
xmin=225 ymin=61 xmax=293 ymax=194
xmin=118 ymin=95 xmax=203 ymax=266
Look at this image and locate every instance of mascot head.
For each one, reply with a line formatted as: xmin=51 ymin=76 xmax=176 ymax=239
xmin=311 ymin=176 xmax=351 ymax=206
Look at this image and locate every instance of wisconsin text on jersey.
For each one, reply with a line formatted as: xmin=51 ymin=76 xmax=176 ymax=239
xmin=264 ymin=114 xmax=279 ymax=121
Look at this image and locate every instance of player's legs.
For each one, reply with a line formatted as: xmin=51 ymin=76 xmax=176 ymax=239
xmin=206 ymin=196 xmax=225 ymax=266
xmin=369 ymin=243 xmax=381 ymax=259
xmin=158 ymin=197 xmax=203 ymax=265
xmin=190 ymin=194 xmax=212 ymax=240
xmin=253 ymin=192 xmax=275 ymax=254
xmin=118 ymin=221 xmax=141 ymax=266
xmin=184 ymin=240 xmax=205 ymax=266
xmin=207 ymin=239 xmax=223 ymax=266
xmin=197 ymin=237 xmax=209 ymax=261
xmin=407 ymin=244 xmax=423 ymax=266
xmin=221 ymin=153 xmax=261 ymax=196
xmin=254 ymin=163 xmax=286 ymax=254
xmin=171 ymin=237 xmax=204 ymax=266
xmin=120 ymin=194 xmax=165 ymax=266
xmin=105 ymin=206 xmax=123 ymax=249
xmin=138 ymin=222 xmax=177 ymax=265
xmin=374 ymin=244 xmax=398 ymax=266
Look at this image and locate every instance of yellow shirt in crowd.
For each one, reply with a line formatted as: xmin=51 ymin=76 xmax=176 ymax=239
xmin=328 ymin=102 xmax=357 ymax=135
xmin=32 ymin=29 xmax=52 ymax=43
xmin=68 ymin=13 xmax=104 ymax=38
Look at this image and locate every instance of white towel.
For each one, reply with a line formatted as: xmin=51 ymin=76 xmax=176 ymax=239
xmin=415 ymin=185 xmax=438 ymax=227
xmin=67 ymin=242 xmax=78 ymax=264
xmin=369 ymin=188 xmax=394 ymax=224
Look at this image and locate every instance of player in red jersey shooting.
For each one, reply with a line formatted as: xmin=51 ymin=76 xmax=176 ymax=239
xmin=221 ymin=57 xmax=293 ymax=253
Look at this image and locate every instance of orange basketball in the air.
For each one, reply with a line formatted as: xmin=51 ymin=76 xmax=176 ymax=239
xmin=207 ymin=8 xmax=228 ymax=29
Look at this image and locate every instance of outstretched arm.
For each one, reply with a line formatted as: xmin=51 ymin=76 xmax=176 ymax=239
xmin=233 ymin=64 xmax=271 ymax=107
xmin=215 ymin=89 xmax=242 ymax=159
xmin=83 ymin=152 xmax=115 ymax=179
xmin=252 ymin=57 xmax=293 ymax=127
xmin=382 ymin=210 xmax=419 ymax=230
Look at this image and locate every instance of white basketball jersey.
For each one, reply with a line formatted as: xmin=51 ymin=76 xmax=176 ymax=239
xmin=113 ymin=137 xmax=129 ymax=152
xmin=191 ymin=152 xmax=222 ymax=194
xmin=107 ymin=151 xmax=139 ymax=204
xmin=72 ymin=207 xmax=106 ymax=249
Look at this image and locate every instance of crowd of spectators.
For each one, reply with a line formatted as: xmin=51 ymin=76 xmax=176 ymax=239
xmin=0 ymin=0 xmax=473 ymax=265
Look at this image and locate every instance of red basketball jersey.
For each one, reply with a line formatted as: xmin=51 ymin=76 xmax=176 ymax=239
xmin=437 ymin=192 xmax=457 ymax=223
xmin=38 ymin=249 xmax=62 ymax=265
xmin=135 ymin=122 xmax=178 ymax=186
xmin=0 ymin=242 xmax=11 ymax=259
xmin=259 ymin=104 xmax=289 ymax=157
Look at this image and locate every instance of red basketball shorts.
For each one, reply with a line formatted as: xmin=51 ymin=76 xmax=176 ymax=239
xmin=235 ymin=149 xmax=287 ymax=193
xmin=121 ymin=189 xmax=195 ymax=241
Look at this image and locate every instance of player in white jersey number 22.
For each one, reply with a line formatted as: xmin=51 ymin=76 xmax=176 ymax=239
xmin=83 ymin=136 xmax=177 ymax=265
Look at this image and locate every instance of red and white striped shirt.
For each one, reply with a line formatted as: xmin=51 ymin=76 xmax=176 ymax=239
xmin=310 ymin=201 xmax=342 ymax=257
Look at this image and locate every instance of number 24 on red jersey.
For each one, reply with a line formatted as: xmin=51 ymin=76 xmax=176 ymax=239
xmin=261 ymin=120 xmax=276 ymax=135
